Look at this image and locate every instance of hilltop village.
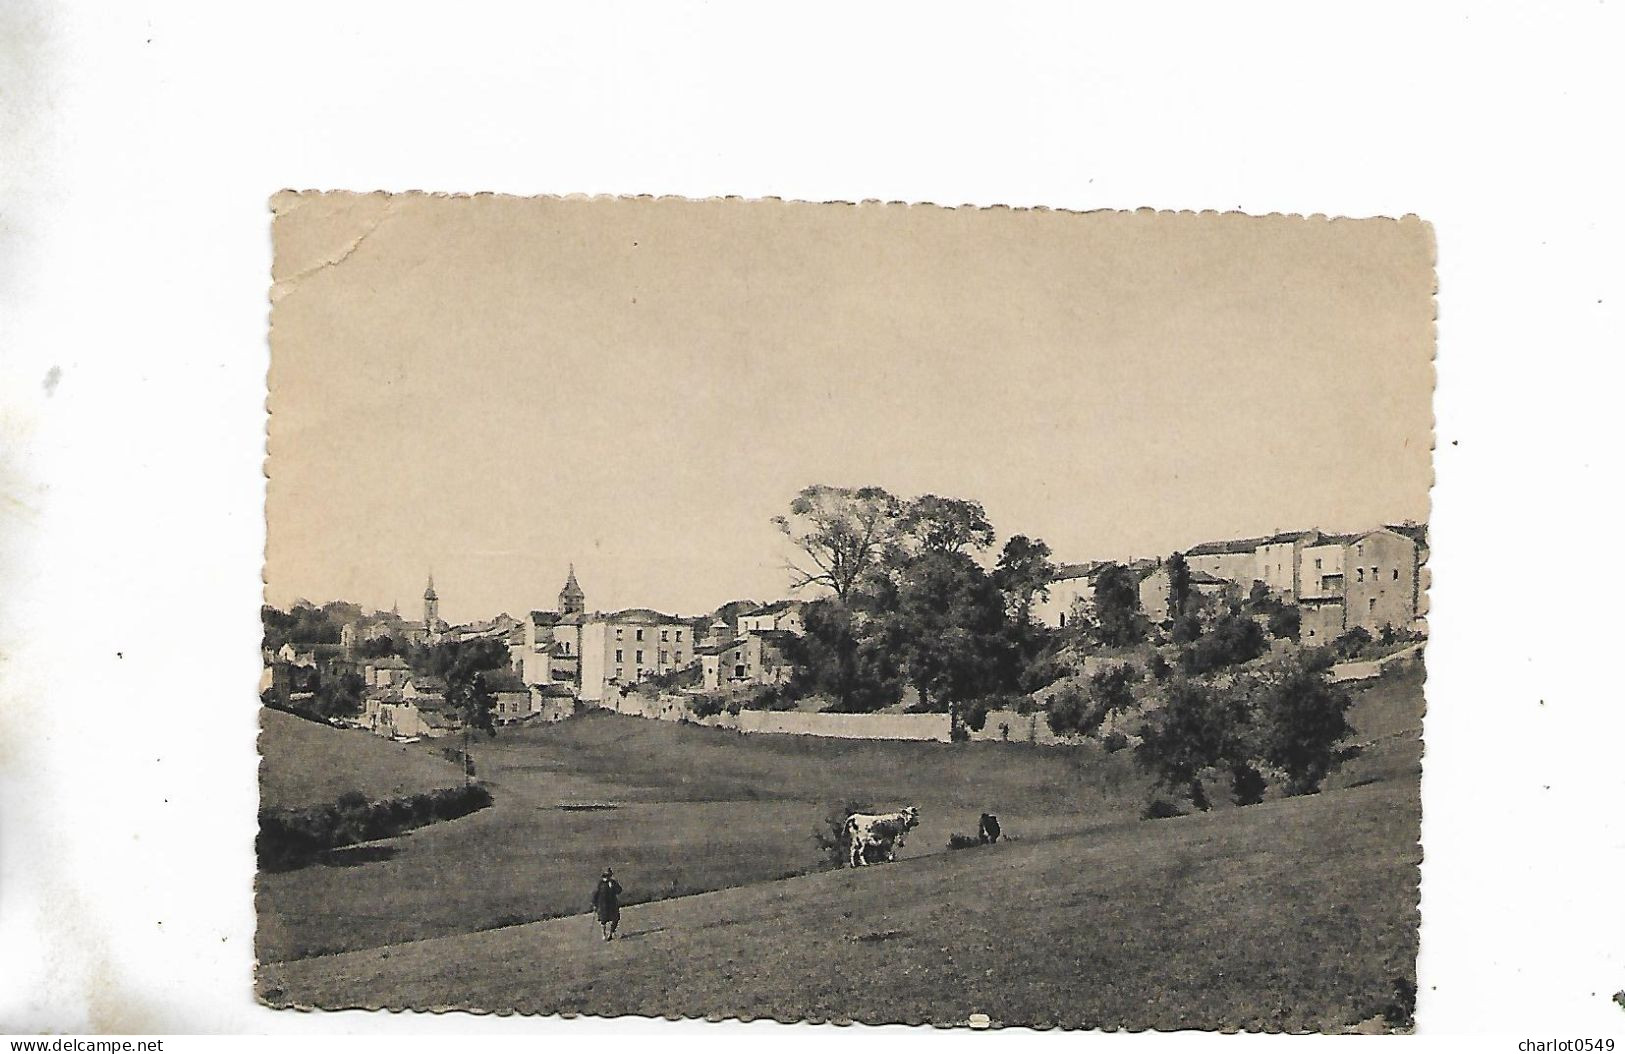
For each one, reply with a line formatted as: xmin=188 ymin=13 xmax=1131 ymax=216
xmin=261 ymin=518 xmax=1427 ymax=745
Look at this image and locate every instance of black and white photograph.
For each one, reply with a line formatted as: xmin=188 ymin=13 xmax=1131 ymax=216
xmin=256 ymin=195 xmax=1432 ymax=1029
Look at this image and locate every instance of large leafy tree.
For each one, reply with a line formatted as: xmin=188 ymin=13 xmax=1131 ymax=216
xmin=261 ymin=602 xmax=343 ymax=651
xmin=994 ymin=534 xmax=1057 ymax=638
xmin=1133 ymin=678 xmax=1248 ymax=811
xmin=883 ymin=550 xmax=1017 ymax=738
xmin=1089 ymin=563 xmax=1147 ymax=648
xmin=310 ymin=670 xmax=365 ymax=720
xmin=1252 ymin=658 xmax=1354 ymax=795
xmin=895 ymin=494 xmax=996 ymax=557
xmin=1045 ymin=662 xmax=1141 ymax=738
xmin=772 ymin=485 xmax=903 ymax=602
xmin=424 ymin=637 xmax=508 ymax=782
xmin=784 ymin=598 xmax=904 ymax=713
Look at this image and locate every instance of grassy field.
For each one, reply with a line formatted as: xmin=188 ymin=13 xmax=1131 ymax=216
xmin=257 ymin=657 xmax=1422 ymax=1029
xmin=256 ymin=708 xmax=1149 ymax=961
xmin=260 ymin=778 xmax=1419 ymax=1031
xmin=258 ymin=708 xmax=466 ymax=809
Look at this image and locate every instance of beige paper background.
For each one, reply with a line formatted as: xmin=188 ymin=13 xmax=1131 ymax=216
xmin=268 ymin=194 xmax=1432 ymax=621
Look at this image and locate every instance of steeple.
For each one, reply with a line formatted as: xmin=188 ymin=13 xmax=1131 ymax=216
xmin=558 ymin=563 xmax=585 ymax=616
xmin=423 ymin=572 xmax=441 ymax=639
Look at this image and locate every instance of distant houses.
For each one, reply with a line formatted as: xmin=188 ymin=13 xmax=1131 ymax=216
xmin=696 ymin=600 xmax=804 ymax=691
xmin=265 ymin=517 xmax=1426 ymax=741
xmin=1039 ymin=522 xmax=1428 ymax=640
xmin=362 ymin=674 xmax=456 ymax=739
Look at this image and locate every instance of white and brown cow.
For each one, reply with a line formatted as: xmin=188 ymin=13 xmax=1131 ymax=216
xmin=843 ymin=806 xmax=921 ymax=867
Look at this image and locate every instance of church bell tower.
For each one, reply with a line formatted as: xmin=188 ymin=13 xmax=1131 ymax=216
xmin=424 ymin=573 xmax=441 ymax=640
xmin=558 ymin=564 xmax=585 ymax=616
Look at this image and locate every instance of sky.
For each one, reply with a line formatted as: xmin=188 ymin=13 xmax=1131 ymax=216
xmin=266 ymin=195 xmax=1434 ymax=624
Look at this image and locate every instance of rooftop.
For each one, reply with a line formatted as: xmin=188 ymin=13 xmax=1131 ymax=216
xmin=1185 ymin=537 xmax=1267 ymax=557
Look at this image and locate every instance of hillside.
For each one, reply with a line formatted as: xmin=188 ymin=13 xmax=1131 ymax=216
xmin=258 ymin=707 xmax=466 ymax=809
xmin=260 ymin=778 xmax=1419 ymax=1031
xmin=256 ymin=709 xmax=1150 ymax=961
xmin=257 ymin=657 xmax=1422 ymax=971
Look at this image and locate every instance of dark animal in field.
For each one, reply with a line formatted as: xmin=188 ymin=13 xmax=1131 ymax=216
xmin=844 ymin=806 xmax=921 ymax=867
xmin=978 ymin=813 xmax=1001 ymax=844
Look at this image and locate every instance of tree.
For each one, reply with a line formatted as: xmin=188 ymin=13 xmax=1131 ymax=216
xmin=883 ymin=551 xmax=1017 ymax=739
xmin=1266 ymin=604 xmax=1301 ymax=641
xmin=994 ymin=535 xmax=1057 ymax=635
xmin=1166 ymin=552 xmax=1192 ymax=619
xmin=261 ymin=601 xmax=342 ymax=651
xmin=896 ymin=494 xmax=996 ymax=556
xmin=1253 ymin=658 xmax=1354 ymax=795
xmin=358 ymin=633 xmax=405 ymax=659
xmin=1133 ymin=679 xmax=1247 ymax=811
xmin=310 ymin=670 xmax=365 ymax=721
xmin=772 ymin=485 xmax=903 ymax=602
xmin=1179 ymin=612 xmax=1268 ymax=675
xmin=785 ymin=598 xmax=904 ymax=713
xmin=432 ymin=637 xmax=508 ymax=784
xmin=1089 ymin=563 xmax=1147 ymax=648
xmin=1045 ymin=662 xmax=1141 ymax=737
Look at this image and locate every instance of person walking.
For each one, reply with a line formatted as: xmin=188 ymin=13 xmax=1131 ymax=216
xmin=590 ymin=867 xmax=623 ymax=941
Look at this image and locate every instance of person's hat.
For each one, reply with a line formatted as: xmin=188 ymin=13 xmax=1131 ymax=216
xmin=602 ymin=867 xmax=613 ymax=877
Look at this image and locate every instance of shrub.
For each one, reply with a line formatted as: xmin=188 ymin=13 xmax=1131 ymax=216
xmin=947 ymin=833 xmax=982 ymax=850
xmin=1170 ymin=613 xmax=1203 ymax=645
xmin=1229 ymin=762 xmax=1269 ymax=806
xmin=1267 ymin=604 xmax=1301 ymax=641
xmin=1180 ymin=613 xmax=1268 ymax=675
xmin=686 ymin=693 xmax=729 ymax=719
xmin=741 ymin=684 xmax=797 ymax=711
xmin=1142 ymin=798 xmax=1185 ymax=820
xmin=1044 ymin=683 xmax=1090 ymax=737
xmin=1299 ymin=646 xmax=1337 ymax=674
xmin=1255 ymin=659 xmax=1354 ymax=795
xmin=1134 ymin=678 xmax=1247 ymax=811
xmin=1018 ymin=654 xmax=1073 ymax=693
xmin=257 ymin=783 xmax=494 ymax=872
xmin=1046 ymin=663 xmax=1140 ymax=737
xmin=1333 ymin=625 xmax=1374 ymax=660
xmin=1101 ymin=730 xmax=1130 ymax=753
xmin=1147 ymin=651 xmax=1172 ymax=681
xmin=966 ymin=693 xmax=1021 ymax=732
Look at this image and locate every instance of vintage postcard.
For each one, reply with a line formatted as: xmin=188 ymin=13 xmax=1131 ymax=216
xmin=257 ymin=194 xmax=1432 ymax=1029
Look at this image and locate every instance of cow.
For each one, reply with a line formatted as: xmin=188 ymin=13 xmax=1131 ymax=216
xmin=978 ymin=812 xmax=1001 ymax=844
xmin=843 ymin=806 xmax=921 ymax=867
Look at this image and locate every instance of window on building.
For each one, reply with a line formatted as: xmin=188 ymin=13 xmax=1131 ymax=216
xmin=636 ymin=650 xmax=644 ymax=664
xmin=615 ymin=649 xmax=623 ymax=662
xmin=1356 ymin=568 xmax=1364 ymax=583
xmin=675 ymin=630 xmax=683 ymax=641
xmin=614 ymin=667 xmax=623 ymax=679
xmin=636 ymin=628 xmax=645 ymax=641
xmin=661 ymin=630 xmax=669 ymax=641
xmin=675 ymin=651 xmax=683 ymax=663
xmin=1314 ymin=558 xmax=1322 ymax=570
xmin=1369 ymin=598 xmax=1377 ymax=613
xmin=660 ymin=650 xmax=668 ymax=664
xmin=1393 ymin=569 xmax=1400 ymax=580
xmin=615 ymin=628 xmax=623 ymax=641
